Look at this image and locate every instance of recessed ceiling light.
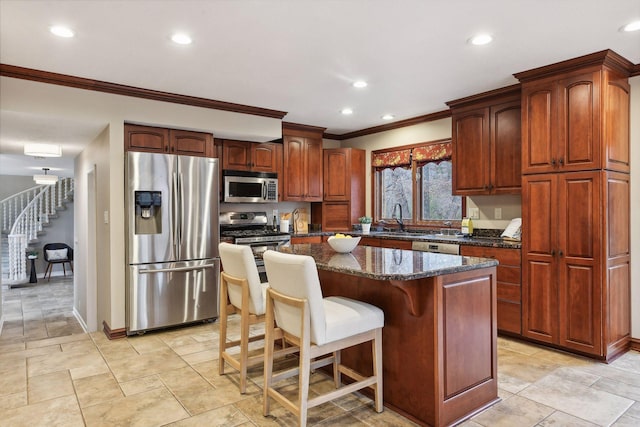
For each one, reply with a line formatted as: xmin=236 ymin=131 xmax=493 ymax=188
xmin=171 ymin=33 xmax=192 ymax=45
xmin=50 ymin=25 xmax=74 ymax=38
xmin=353 ymin=80 xmax=368 ymax=88
xmin=381 ymin=114 xmax=395 ymax=120
xmin=469 ymin=34 xmax=493 ymax=45
xmin=621 ymin=20 xmax=640 ymax=32
xmin=340 ymin=108 xmax=354 ymax=115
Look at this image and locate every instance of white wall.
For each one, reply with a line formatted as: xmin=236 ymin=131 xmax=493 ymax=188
xmin=630 ymin=75 xmax=639 ymax=340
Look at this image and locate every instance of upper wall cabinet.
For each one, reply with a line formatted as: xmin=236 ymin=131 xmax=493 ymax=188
xmin=221 ymin=139 xmax=280 ymax=173
xmin=447 ymin=85 xmax=522 ymax=196
xmin=125 ymin=124 xmax=214 ymax=158
xmin=516 ymin=54 xmax=631 ymax=175
xmin=282 ymin=123 xmax=325 ymax=202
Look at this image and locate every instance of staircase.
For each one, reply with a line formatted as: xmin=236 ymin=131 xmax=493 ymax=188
xmin=1 ymin=178 xmax=74 ymax=285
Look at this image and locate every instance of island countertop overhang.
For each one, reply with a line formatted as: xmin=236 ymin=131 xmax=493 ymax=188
xmin=276 ymin=243 xmax=498 ymax=281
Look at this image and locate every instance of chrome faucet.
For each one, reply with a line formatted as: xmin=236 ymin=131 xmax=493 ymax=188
xmin=392 ymin=203 xmax=405 ymax=231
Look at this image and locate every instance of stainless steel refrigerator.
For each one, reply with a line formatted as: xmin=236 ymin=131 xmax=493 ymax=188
xmin=125 ymin=151 xmax=219 ymax=334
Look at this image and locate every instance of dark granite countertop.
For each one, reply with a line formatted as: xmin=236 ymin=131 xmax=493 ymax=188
xmin=289 ymin=230 xmax=521 ymax=249
xmin=276 ymin=243 xmax=498 ymax=281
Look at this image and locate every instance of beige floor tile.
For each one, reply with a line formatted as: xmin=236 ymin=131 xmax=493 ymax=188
xmin=592 ymin=377 xmax=640 ymax=401
xmin=166 ymin=404 xmax=250 ymax=426
xmin=174 ymin=385 xmax=251 ymax=416
xmin=315 ymin=411 xmax=368 ymax=426
xmin=28 ymin=370 xmax=74 ymax=404
xmin=612 ymin=414 xmax=640 ymax=427
xmin=0 ymin=342 xmax=25 ymax=354
xmin=73 ymin=372 xmax=123 ymax=408
xmin=0 ymin=394 xmax=84 ymax=427
xmin=497 ymin=337 xmax=545 ymax=356
xmin=623 ymin=401 xmax=640 ymax=419
xmin=27 ymin=347 xmax=109 ymax=380
xmin=106 ymin=347 xmax=188 ymax=382
xmin=497 ymin=371 xmax=531 ymax=394
xmin=497 ymin=349 xmax=560 ymax=383
xmin=120 ymin=375 xmax=165 ymax=396
xmin=0 ymin=391 xmax=27 ymax=410
xmin=0 ymin=360 xmax=27 ymax=397
xmin=159 ymin=366 xmax=213 ymax=393
xmin=519 ymin=374 xmax=634 ymax=425
xmin=471 ymin=395 xmax=553 ymax=427
xmin=181 ymin=348 xmax=219 ymax=365
xmin=127 ymin=334 xmax=170 ymax=354
xmin=190 ymin=331 xmax=218 ymax=343
xmin=25 ymin=332 xmax=89 ymax=349
xmin=0 ymin=344 xmax=62 ymax=362
xmin=171 ymin=340 xmax=216 ymax=356
xmin=81 ymin=387 xmax=189 ymax=426
xmin=349 ymin=404 xmax=420 ymax=426
xmin=610 ymin=350 xmax=640 ymax=374
xmin=537 ymin=411 xmax=599 ymax=426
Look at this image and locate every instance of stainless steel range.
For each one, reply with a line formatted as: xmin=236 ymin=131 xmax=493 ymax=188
xmin=220 ymin=211 xmax=291 ymax=281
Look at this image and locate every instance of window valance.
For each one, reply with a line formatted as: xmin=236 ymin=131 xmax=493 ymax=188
xmin=372 ymin=141 xmax=451 ymax=168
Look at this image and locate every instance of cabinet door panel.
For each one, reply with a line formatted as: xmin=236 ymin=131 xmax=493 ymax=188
xmin=497 ymin=301 xmax=521 ymax=334
xmin=252 ymin=143 xmax=278 ymax=172
xmin=560 ymin=174 xmax=599 ymax=259
xmin=522 ymin=85 xmax=555 ymax=173
xmin=604 ymin=77 xmax=630 ymax=172
xmin=324 ymin=149 xmax=350 ymax=201
xmin=559 ymin=263 xmax=599 ymax=353
xmin=558 ymin=72 xmax=600 ymax=171
xmin=322 ymin=202 xmax=351 ymax=231
xmin=126 ymin=124 xmax=169 ymax=153
xmin=283 ymin=136 xmax=304 ymax=200
xmin=452 ymin=110 xmax=489 ymax=194
xmin=523 ymin=259 xmax=556 ymax=342
xmin=222 ymin=140 xmax=250 ymax=170
xmin=170 ymin=130 xmax=212 ymax=157
xmin=305 ymin=138 xmax=323 ymax=201
xmin=491 ymin=101 xmax=522 ymax=193
xmin=523 ymin=176 xmax=556 ymax=255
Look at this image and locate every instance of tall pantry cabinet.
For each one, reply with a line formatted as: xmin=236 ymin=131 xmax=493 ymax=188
xmin=515 ymin=50 xmax=632 ymax=361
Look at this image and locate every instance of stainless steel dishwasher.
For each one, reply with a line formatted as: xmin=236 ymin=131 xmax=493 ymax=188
xmin=411 ymin=241 xmax=460 ymax=255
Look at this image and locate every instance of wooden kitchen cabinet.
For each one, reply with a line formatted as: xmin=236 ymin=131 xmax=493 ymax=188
xmin=447 ymin=85 xmax=521 ymax=195
xmin=311 ymin=148 xmax=366 ymax=231
xmin=221 ymin=139 xmax=280 ymax=173
xmin=125 ymin=124 xmax=214 ymax=157
xmin=461 ymin=246 xmax=521 ymax=335
xmin=516 ymin=50 xmax=632 ymax=361
xmin=518 ymin=58 xmax=631 ymax=175
xmin=282 ymin=123 xmax=324 ymax=202
xmin=290 ymin=236 xmax=323 ymax=244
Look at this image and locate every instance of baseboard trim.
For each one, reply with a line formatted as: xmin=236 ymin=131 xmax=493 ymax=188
xmin=631 ymin=338 xmax=640 ymax=352
xmin=103 ymin=321 xmax=126 ymax=340
xmin=73 ymin=308 xmax=89 ymax=334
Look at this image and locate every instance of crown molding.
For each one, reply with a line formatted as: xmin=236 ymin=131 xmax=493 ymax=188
xmin=0 ymin=63 xmax=288 ymax=119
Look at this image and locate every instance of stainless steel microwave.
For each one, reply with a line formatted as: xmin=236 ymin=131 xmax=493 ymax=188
xmin=223 ymin=170 xmax=278 ymax=203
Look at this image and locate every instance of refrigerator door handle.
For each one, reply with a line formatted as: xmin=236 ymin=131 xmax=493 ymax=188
xmin=172 ymin=172 xmax=180 ymax=256
xmin=179 ymin=172 xmax=184 ymax=248
xmin=138 ymin=264 xmax=215 ymax=274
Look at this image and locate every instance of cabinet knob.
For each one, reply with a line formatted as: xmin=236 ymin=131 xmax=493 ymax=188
xmin=559 ymin=250 xmax=564 ymax=257
xmin=551 ymin=158 xmax=556 ymax=166
xmin=559 ymin=158 xmax=564 ymax=166
xmin=551 ymin=249 xmax=555 ymax=256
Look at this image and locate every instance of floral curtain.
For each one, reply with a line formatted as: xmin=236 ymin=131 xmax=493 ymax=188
xmin=372 ymin=141 xmax=451 ymax=168
xmin=412 ymin=142 xmax=451 ymax=163
xmin=372 ymin=149 xmax=412 ymax=168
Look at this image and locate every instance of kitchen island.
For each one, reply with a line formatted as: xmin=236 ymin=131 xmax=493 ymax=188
xmin=276 ymin=243 xmax=499 ymax=427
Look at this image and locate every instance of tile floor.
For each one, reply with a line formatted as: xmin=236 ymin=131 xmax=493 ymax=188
xmin=1 ymin=278 xmax=639 ymax=426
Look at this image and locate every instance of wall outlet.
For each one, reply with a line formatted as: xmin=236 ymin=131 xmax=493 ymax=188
xmin=469 ymin=207 xmax=480 ymax=219
xmin=494 ymin=208 xmax=502 ymax=220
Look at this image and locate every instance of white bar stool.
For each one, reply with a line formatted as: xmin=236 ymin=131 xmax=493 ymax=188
xmin=262 ymin=250 xmax=384 ymax=426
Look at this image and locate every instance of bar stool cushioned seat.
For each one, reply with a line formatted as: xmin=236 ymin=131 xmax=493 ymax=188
xmin=262 ymin=250 xmax=384 ymax=426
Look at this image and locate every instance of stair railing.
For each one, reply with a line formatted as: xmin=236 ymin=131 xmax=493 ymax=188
xmin=4 ymin=178 xmax=74 ymax=283
xmin=1 ymin=185 xmax=42 ymax=233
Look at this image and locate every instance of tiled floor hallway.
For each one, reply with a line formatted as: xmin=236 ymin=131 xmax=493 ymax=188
xmin=1 ymin=277 xmax=640 ymax=426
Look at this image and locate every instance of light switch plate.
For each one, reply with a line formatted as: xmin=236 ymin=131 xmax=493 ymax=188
xmin=469 ymin=208 xmax=480 ymax=219
xmin=494 ymin=208 xmax=502 ymax=219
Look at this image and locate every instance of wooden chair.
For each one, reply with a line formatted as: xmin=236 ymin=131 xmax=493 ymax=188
xmin=43 ymin=243 xmax=74 ymax=281
xmin=262 ymin=250 xmax=384 ymax=426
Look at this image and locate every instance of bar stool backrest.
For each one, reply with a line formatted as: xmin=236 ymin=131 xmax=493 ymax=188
xmin=263 ymin=250 xmax=327 ymax=344
xmin=219 ymin=242 xmax=265 ymax=315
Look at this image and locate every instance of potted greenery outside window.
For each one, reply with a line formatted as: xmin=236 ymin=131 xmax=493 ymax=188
xmin=359 ymin=216 xmax=373 ymax=234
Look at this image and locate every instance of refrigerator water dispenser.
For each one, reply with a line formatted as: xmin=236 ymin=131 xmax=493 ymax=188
xmin=134 ymin=191 xmax=162 ymax=234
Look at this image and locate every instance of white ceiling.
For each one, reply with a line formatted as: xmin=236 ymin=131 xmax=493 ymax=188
xmin=1 ymin=0 xmax=639 ymax=176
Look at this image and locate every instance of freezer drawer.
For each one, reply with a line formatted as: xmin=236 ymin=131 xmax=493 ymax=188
xmin=127 ymin=258 xmax=219 ymax=334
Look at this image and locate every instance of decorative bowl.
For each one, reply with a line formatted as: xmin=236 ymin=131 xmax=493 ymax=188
xmin=327 ymin=235 xmax=361 ymax=253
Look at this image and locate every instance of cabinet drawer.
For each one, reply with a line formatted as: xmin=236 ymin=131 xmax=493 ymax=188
xmin=380 ymin=239 xmax=413 ymax=250
xmin=461 ymin=246 xmax=521 ymax=265
xmin=497 ymin=265 xmax=521 ymax=284
xmin=497 ymin=301 xmax=522 ymax=334
xmin=360 ymin=237 xmax=381 ymax=247
xmin=291 ymin=236 xmax=322 ymax=244
xmin=497 ymin=282 xmax=521 ymax=302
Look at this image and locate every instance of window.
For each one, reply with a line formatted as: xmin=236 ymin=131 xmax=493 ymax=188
xmin=373 ymin=140 xmax=462 ymax=226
